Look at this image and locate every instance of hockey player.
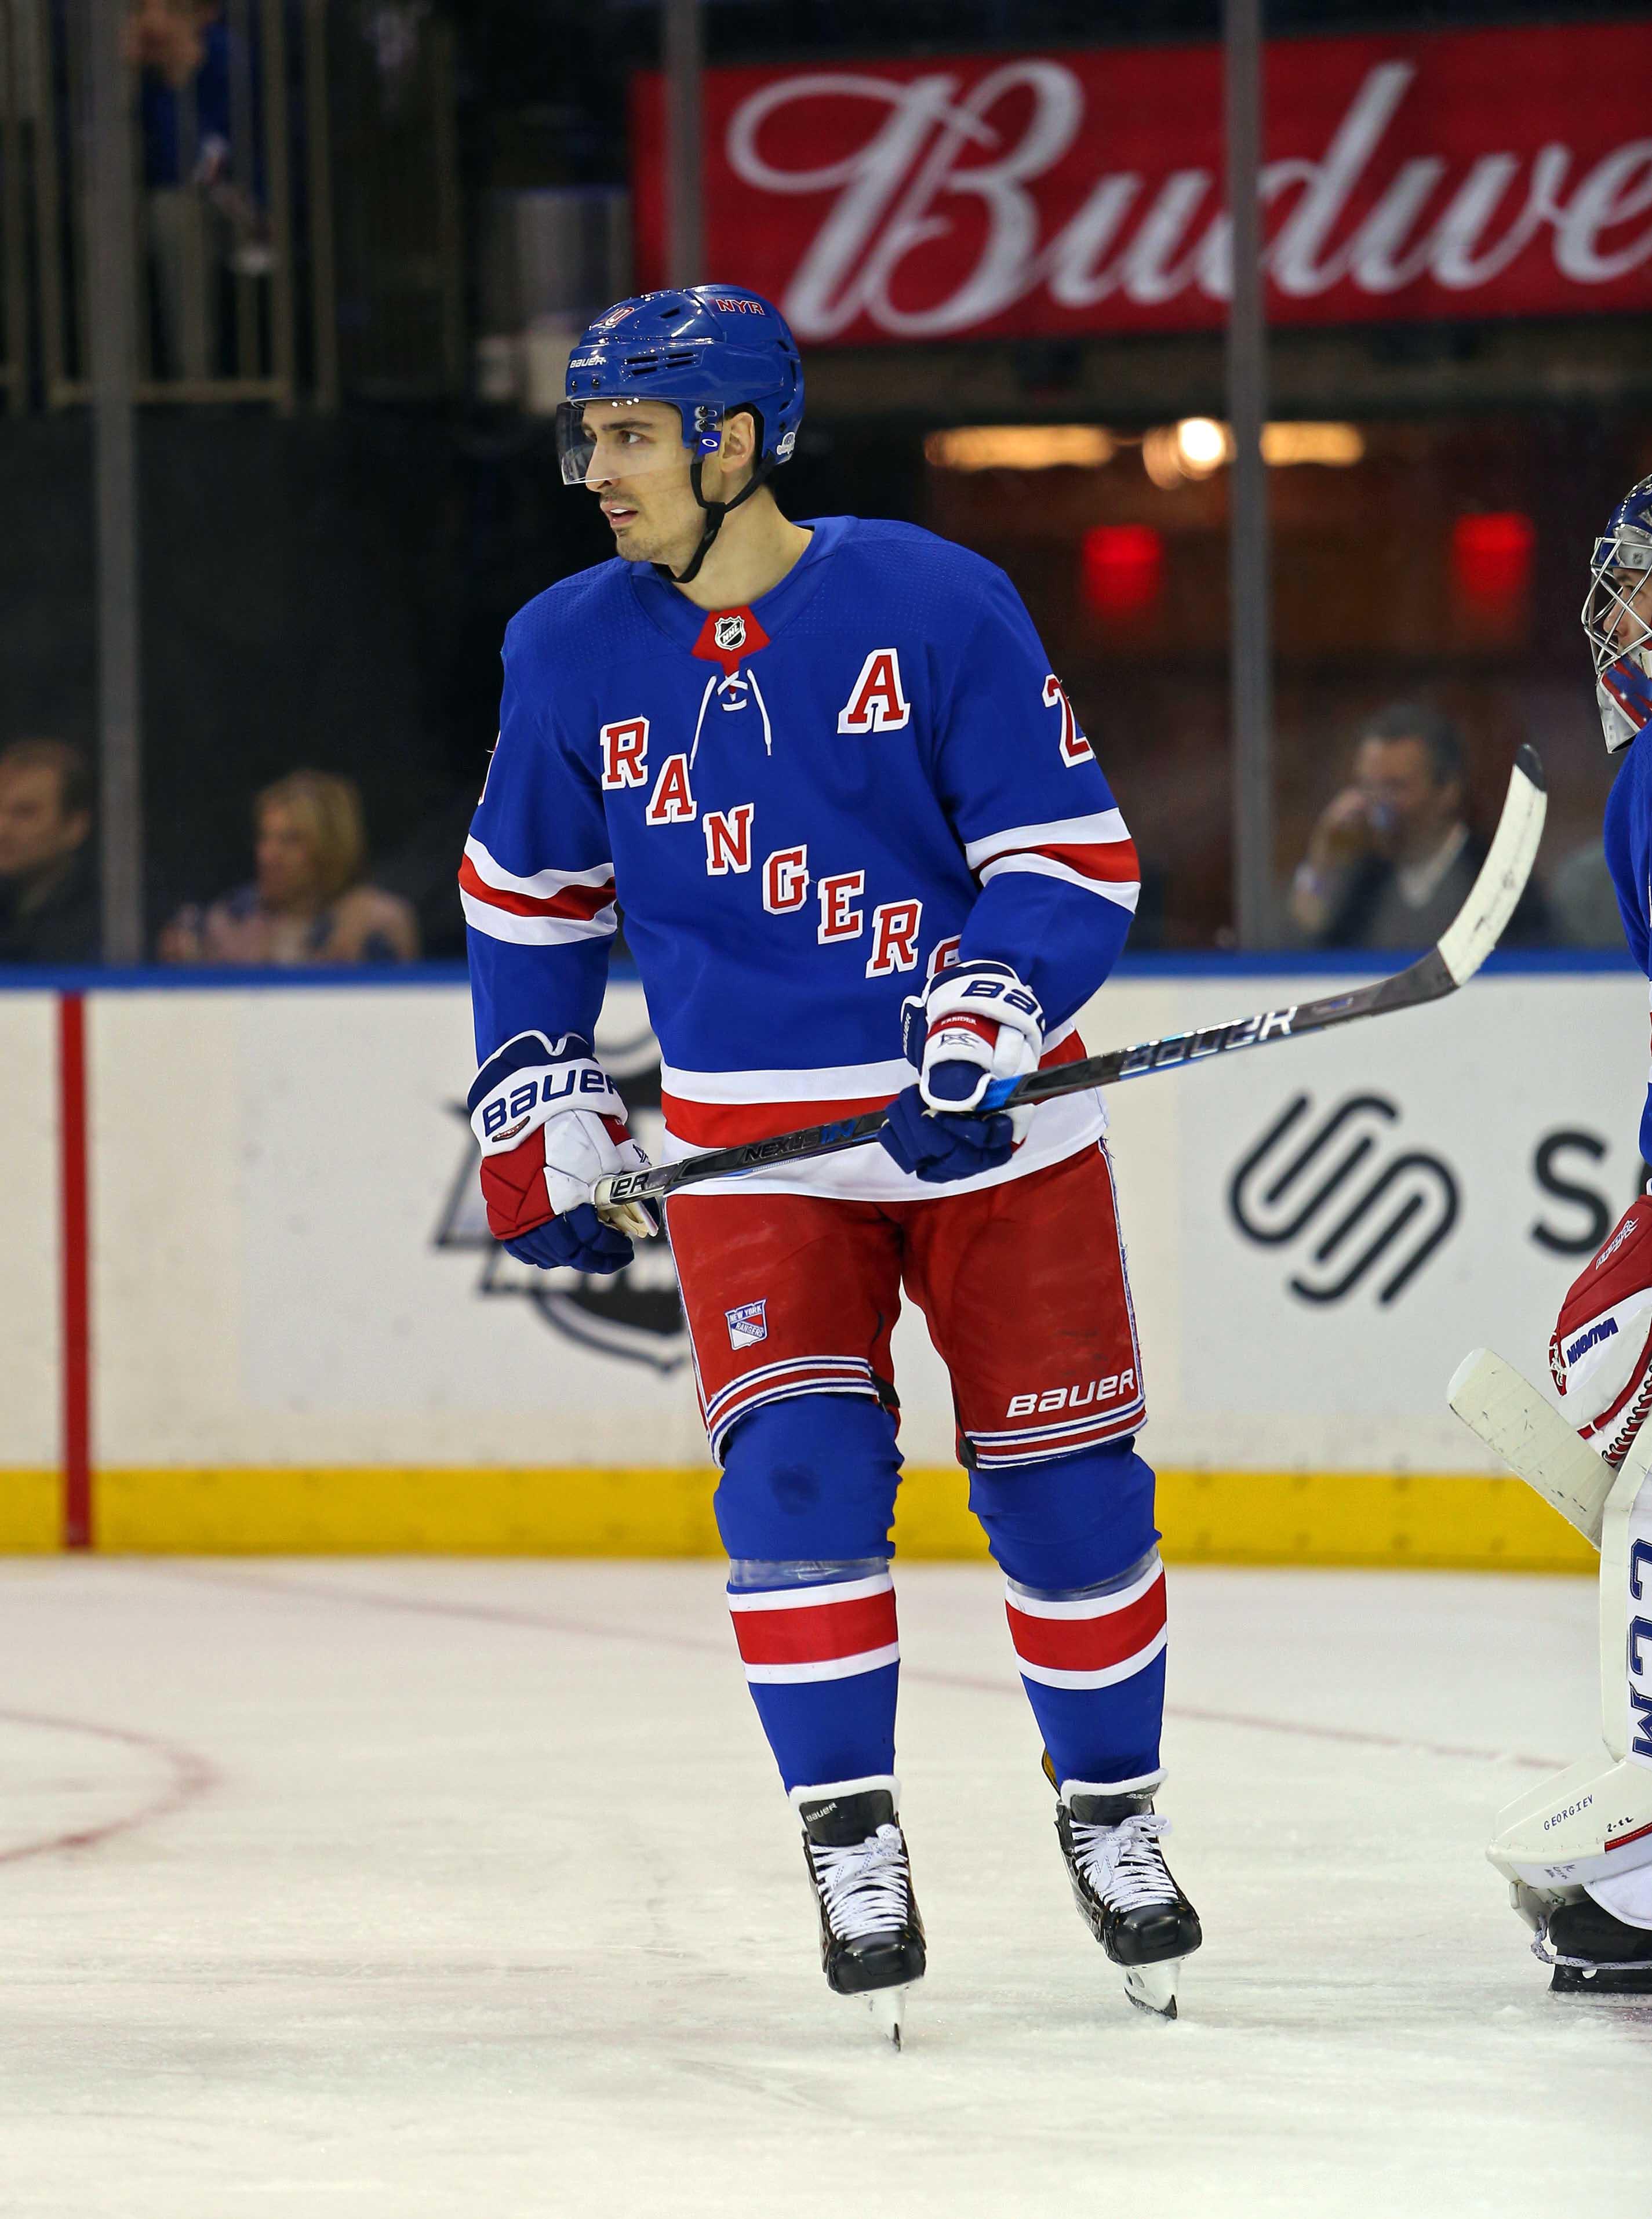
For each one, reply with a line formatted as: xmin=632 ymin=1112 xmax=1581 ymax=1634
xmin=460 ymin=286 xmax=1200 ymax=2036
xmin=1487 ymin=474 xmax=1652 ymax=1992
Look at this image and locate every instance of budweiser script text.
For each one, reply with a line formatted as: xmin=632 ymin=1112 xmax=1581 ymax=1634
xmin=720 ymin=56 xmax=1652 ymax=340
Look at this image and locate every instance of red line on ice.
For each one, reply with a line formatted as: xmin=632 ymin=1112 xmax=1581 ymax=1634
xmin=0 ymin=1707 xmax=216 ymax=1867
xmin=157 ymin=1566 xmax=1567 ymax=1775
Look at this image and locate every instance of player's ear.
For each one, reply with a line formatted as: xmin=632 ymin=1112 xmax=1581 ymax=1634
xmin=719 ymin=408 xmax=758 ymax=474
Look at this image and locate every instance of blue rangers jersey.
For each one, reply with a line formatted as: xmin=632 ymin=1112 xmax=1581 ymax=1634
xmin=464 ymin=516 xmax=1141 ymax=1201
xmin=1604 ymin=715 xmax=1652 ymax=1168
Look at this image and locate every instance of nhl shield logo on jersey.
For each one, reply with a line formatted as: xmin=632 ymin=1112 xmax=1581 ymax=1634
xmin=726 ymin=1300 xmax=768 ymax=1349
xmin=714 ymin=613 xmax=747 ymax=654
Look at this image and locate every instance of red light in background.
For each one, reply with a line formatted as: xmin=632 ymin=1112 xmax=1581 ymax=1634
xmin=1451 ymin=511 xmax=1535 ymax=603
xmin=1082 ymin=524 xmax=1165 ymax=617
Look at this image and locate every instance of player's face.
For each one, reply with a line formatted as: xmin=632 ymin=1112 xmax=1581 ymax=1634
xmin=579 ymin=402 xmax=701 ymax=561
xmin=1607 ymin=566 xmax=1652 ymax=659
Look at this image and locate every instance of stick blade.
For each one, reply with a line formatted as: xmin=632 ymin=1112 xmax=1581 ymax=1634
xmin=1435 ymin=748 xmax=1547 ymax=987
xmin=1447 ymin=1345 xmax=1610 ymax=1547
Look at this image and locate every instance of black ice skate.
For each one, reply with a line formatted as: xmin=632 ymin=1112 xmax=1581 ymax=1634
xmin=1055 ymin=1784 xmax=1202 ymax=2019
xmin=1540 ymin=1895 xmax=1652 ymax=1995
xmin=794 ymin=1781 xmax=926 ymax=2046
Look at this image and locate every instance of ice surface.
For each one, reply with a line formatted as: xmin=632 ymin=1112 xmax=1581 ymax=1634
xmin=0 ymin=1558 xmax=1646 ymax=2218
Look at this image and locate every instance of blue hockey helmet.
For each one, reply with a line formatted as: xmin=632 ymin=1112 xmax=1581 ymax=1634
xmin=1584 ymin=472 xmax=1652 ymax=753
xmin=558 ymin=285 xmax=804 ymax=582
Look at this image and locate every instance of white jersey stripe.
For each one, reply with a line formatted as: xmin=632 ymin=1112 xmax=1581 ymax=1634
xmin=963 ymin=809 xmax=1129 ymax=870
xmin=463 ymin=835 xmax=615 ymax=901
xmin=977 ymin=853 xmax=1141 ymax=910
xmin=663 ymin=1056 xmax=916 ymax=1104
xmin=459 ymin=891 xmax=617 ymax=946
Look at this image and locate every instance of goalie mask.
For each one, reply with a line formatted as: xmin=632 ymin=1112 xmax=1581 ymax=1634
xmin=1583 ymin=472 xmax=1652 ymax=754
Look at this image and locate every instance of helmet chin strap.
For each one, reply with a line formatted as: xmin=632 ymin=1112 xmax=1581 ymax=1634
xmin=656 ymin=454 xmax=773 ymax=589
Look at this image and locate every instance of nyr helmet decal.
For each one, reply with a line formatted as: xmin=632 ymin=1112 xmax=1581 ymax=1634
xmin=556 ymin=286 xmax=805 ymax=486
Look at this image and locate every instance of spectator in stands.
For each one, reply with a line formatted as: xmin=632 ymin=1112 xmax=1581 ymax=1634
xmin=1548 ymin=838 xmax=1624 ymax=948
xmin=0 ymin=739 xmax=100 ymax=963
xmin=127 ymin=0 xmax=269 ymax=379
xmin=160 ymin=770 xmax=419 ymax=964
xmin=1289 ymin=702 xmax=1548 ymax=948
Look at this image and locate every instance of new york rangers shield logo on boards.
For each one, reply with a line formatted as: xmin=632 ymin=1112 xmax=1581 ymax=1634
xmin=726 ymin=1300 xmax=768 ymax=1349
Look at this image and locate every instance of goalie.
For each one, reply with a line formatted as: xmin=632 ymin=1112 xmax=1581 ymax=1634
xmin=1482 ymin=474 xmax=1652 ymax=1992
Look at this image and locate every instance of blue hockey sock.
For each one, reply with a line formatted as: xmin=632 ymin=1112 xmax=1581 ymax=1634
xmin=716 ymin=1397 xmax=904 ymax=1794
xmin=971 ymin=1439 xmax=1166 ymax=1792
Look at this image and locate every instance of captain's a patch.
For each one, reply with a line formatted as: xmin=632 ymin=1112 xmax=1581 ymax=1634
xmin=726 ymin=1300 xmax=769 ymax=1349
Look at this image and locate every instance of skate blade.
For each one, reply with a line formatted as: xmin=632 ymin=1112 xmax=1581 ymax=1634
xmin=1123 ymin=1960 xmax=1181 ymax=2019
xmin=1549 ymin=1960 xmax=1652 ymax=1996
xmin=865 ymin=1985 xmax=908 ymax=2048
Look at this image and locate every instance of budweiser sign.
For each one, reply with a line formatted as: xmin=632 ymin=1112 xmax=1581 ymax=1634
xmin=632 ymin=25 xmax=1652 ymax=343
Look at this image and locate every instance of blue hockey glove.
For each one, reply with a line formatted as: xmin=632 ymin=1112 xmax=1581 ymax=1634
xmin=468 ymin=1030 xmax=656 ymax=1276
xmin=879 ymin=960 xmax=1044 ymax=1184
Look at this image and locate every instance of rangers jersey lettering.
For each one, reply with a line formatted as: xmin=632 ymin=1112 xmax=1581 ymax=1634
xmin=465 ymin=516 xmax=1141 ymax=1199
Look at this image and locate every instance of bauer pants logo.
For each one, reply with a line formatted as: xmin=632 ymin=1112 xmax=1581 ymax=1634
xmin=1006 ymin=1372 xmax=1136 ymax=1420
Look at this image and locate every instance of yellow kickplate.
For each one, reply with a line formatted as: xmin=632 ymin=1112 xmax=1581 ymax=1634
xmin=0 ymin=1471 xmax=64 ymax=1553
xmin=82 ymin=1463 xmax=1593 ymax=1572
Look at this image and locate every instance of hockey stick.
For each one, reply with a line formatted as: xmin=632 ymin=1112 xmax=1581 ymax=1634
xmin=1447 ymin=1346 xmax=1611 ymax=1548
xmin=594 ymin=745 xmax=1546 ymax=1216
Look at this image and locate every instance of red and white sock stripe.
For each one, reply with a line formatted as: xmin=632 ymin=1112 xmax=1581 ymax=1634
xmin=1005 ymin=1556 xmax=1167 ymax=1690
xmin=728 ymin=1572 xmax=899 ymax=1685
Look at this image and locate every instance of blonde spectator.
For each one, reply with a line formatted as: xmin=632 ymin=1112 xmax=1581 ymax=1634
xmin=161 ymin=770 xmax=419 ymax=965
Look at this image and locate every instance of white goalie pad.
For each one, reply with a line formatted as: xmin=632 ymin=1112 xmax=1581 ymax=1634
xmin=1484 ymin=1436 xmax=1652 ymax=1912
xmin=1455 ymin=1348 xmax=1652 ymax=1907
xmin=1599 ymin=1437 xmax=1652 ymax=1765
xmin=1487 ymin=1749 xmax=1652 ymax=1899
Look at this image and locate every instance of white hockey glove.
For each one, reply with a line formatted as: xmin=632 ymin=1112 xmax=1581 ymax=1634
xmin=900 ymin=960 xmax=1044 ymax=1137
xmin=467 ymin=1030 xmax=656 ymax=1275
xmin=881 ymin=961 xmax=1045 ymax=1185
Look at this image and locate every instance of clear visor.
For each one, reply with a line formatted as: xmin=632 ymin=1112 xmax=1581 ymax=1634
xmin=1582 ymin=532 xmax=1652 ymax=678
xmin=555 ymin=398 xmax=709 ymax=487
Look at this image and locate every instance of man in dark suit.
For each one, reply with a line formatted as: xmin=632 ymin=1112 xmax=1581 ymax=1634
xmin=0 ymin=739 xmax=100 ymax=963
xmin=1289 ymin=702 xmax=1547 ymax=949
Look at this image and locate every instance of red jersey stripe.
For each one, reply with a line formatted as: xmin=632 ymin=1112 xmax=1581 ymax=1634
xmin=458 ymin=854 xmax=614 ymax=922
xmin=1028 ymin=837 xmax=1141 ymax=883
xmin=1005 ymin=1578 xmax=1166 ymax=1674
xmin=663 ymin=1034 xmax=1087 ymax=1148
xmin=731 ymin=1589 xmax=897 ymax=1667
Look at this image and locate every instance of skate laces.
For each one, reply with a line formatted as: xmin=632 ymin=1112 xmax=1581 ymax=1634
xmin=1071 ymin=1812 xmax=1176 ymax=1914
xmin=808 ymin=1824 xmax=911 ymax=1941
